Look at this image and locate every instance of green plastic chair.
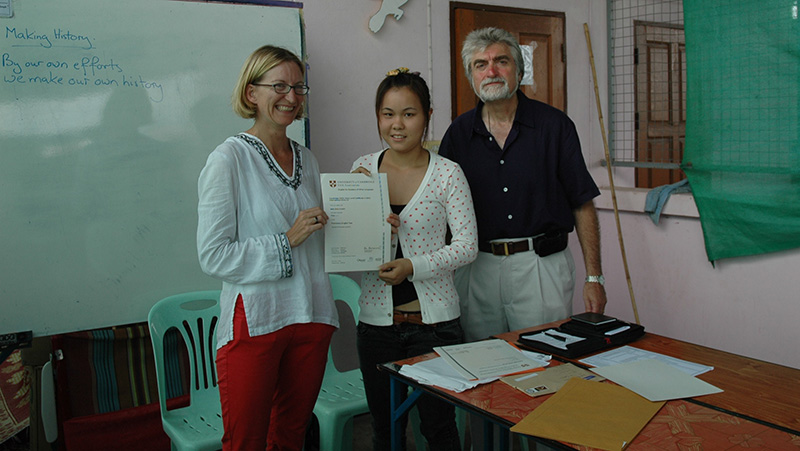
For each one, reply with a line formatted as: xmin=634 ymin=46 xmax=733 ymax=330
xmin=311 ymin=274 xmax=370 ymax=451
xmin=149 ymin=290 xmax=222 ymax=451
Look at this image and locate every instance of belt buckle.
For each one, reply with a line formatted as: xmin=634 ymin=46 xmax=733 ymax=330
xmin=491 ymin=241 xmax=511 ymax=256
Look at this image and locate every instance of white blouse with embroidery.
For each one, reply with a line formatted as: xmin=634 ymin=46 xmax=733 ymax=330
xmin=197 ymin=133 xmax=338 ymax=349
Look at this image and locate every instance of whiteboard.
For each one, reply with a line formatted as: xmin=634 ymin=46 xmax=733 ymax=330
xmin=0 ymin=0 xmax=306 ymax=336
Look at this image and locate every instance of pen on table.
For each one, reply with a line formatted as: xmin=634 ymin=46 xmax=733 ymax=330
xmin=544 ymin=332 xmax=567 ymax=342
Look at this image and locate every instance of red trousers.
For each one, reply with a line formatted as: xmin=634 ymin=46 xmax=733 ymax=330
xmin=216 ymin=296 xmax=335 ymax=451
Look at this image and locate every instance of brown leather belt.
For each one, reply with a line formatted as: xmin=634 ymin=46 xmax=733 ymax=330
xmin=479 ymin=232 xmax=569 ymax=257
xmin=392 ymin=311 xmax=460 ymax=328
xmin=393 ymin=310 xmax=425 ymax=326
xmin=478 ymin=239 xmax=533 ymax=256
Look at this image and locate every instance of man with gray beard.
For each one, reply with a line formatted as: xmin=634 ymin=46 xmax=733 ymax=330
xmin=439 ymin=26 xmax=607 ymax=343
xmin=438 ymin=26 xmax=607 ymax=449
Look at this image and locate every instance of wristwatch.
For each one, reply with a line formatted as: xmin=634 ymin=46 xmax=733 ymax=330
xmin=585 ymin=275 xmax=605 ymax=285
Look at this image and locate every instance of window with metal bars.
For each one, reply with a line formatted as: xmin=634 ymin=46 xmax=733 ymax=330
xmin=608 ymin=0 xmax=685 ymax=188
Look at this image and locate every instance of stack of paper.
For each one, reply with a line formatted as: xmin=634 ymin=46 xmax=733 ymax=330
xmin=399 ymin=357 xmax=496 ymax=392
xmin=434 ymin=339 xmax=549 ymax=380
xmin=591 ymin=359 xmax=722 ymax=401
xmin=580 ymin=346 xmax=714 ymax=376
xmin=398 ymin=344 xmax=550 ymax=392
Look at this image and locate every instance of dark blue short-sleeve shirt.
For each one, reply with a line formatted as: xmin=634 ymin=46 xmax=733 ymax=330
xmin=439 ymin=91 xmax=599 ymax=243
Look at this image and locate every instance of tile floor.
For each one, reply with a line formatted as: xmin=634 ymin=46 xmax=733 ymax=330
xmin=306 ymin=412 xmax=419 ymax=451
xmin=347 ymin=415 xmax=535 ymax=451
xmin=354 ymin=413 xmax=419 ymax=451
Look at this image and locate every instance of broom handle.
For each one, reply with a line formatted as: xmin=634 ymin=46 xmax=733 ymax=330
xmin=583 ymin=23 xmax=640 ymax=324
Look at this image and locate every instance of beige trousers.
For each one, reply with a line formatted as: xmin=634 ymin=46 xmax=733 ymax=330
xmin=455 ymin=247 xmax=576 ymax=342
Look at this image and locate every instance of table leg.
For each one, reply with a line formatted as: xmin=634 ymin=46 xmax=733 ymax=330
xmin=483 ymin=419 xmax=493 ymax=450
xmin=480 ymin=418 xmax=512 ymax=451
xmin=387 ymin=372 xmax=512 ymax=451
xmin=389 ymin=376 xmax=424 ymax=451
xmin=499 ymin=428 xmax=509 ymax=450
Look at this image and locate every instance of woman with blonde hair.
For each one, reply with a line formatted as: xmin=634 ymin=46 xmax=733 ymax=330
xmin=197 ymin=45 xmax=338 ymax=450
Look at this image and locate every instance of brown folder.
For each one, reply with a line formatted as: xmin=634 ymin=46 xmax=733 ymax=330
xmin=510 ymin=377 xmax=664 ymax=450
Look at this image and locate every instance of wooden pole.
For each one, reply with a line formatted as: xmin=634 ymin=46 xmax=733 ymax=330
xmin=583 ymin=23 xmax=640 ymax=324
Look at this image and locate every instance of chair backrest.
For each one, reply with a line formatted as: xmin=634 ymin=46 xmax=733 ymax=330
xmin=327 ymin=274 xmax=361 ymax=373
xmin=329 ymin=274 xmax=361 ymax=318
xmin=148 ymin=290 xmax=221 ymax=416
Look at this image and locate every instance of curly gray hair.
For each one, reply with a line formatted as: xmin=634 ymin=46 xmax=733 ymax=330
xmin=460 ymin=27 xmax=524 ymax=82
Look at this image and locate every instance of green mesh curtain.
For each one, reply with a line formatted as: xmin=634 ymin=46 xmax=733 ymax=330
xmin=683 ymin=0 xmax=800 ymax=261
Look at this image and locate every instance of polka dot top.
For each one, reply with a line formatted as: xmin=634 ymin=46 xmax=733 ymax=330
xmin=351 ymin=149 xmax=478 ymax=326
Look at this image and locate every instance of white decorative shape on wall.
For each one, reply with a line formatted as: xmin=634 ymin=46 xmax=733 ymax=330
xmin=520 ymin=43 xmax=536 ymax=88
xmin=369 ymin=0 xmax=408 ymax=33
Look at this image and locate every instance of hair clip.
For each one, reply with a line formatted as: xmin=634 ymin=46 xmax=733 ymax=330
xmin=386 ymin=67 xmax=410 ymax=76
xmin=386 ymin=67 xmax=421 ymax=77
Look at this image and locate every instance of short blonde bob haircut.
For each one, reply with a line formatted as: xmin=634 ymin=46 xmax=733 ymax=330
xmin=231 ymin=45 xmax=306 ymax=119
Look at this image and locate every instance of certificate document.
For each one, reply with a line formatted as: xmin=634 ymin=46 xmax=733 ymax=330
xmin=321 ymin=173 xmax=391 ymax=272
xmin=434 ymin=339 xmax=543 ymax=380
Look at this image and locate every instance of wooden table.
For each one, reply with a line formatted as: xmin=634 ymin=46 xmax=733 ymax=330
xmin=382 ymin=320 xmax=800 ymax=450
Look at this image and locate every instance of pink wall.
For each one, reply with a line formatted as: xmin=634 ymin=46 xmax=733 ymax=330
xmin=580 ymin=211 xmax=800 ymax=369
xmin=302 ymin=0 xmax=800 ymax=369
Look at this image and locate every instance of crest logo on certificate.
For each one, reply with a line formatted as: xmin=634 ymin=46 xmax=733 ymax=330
xmin=321 ymin=173 xmax=392 ymax=272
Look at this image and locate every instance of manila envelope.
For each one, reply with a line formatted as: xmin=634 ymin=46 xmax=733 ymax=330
xmin=510 ymin=377 xmax=664 ymax=450
xmin=501 ymin=363 xmax=605 ymax=397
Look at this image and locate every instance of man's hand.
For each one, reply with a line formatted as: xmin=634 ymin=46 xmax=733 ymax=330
xmin=583 ymin=281 xmax=607 ymax=313
xmin=574 ymin=200 xmax=606 ymax=314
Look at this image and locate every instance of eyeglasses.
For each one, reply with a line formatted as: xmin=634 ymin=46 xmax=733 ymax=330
xmin=251 ymin=82 xmax=310 ymax=95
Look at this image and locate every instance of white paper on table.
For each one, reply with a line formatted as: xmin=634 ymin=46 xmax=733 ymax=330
xmin=399 ymin=357 xmax=499 ymax=392
xmin=400 ymin=350 xmax=548 ymax=393
xmin=321 ymin=173 xmax=391 ymax=272
xmin=518 ymin=349 xmax=552 ymax=367
xmin=580 ymin=345 xmax=714 ymax=376
xmin=434 ymin=339 xmax=547 ymax=380
xmin=593 ymin=359 xmax=723 ymax=402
